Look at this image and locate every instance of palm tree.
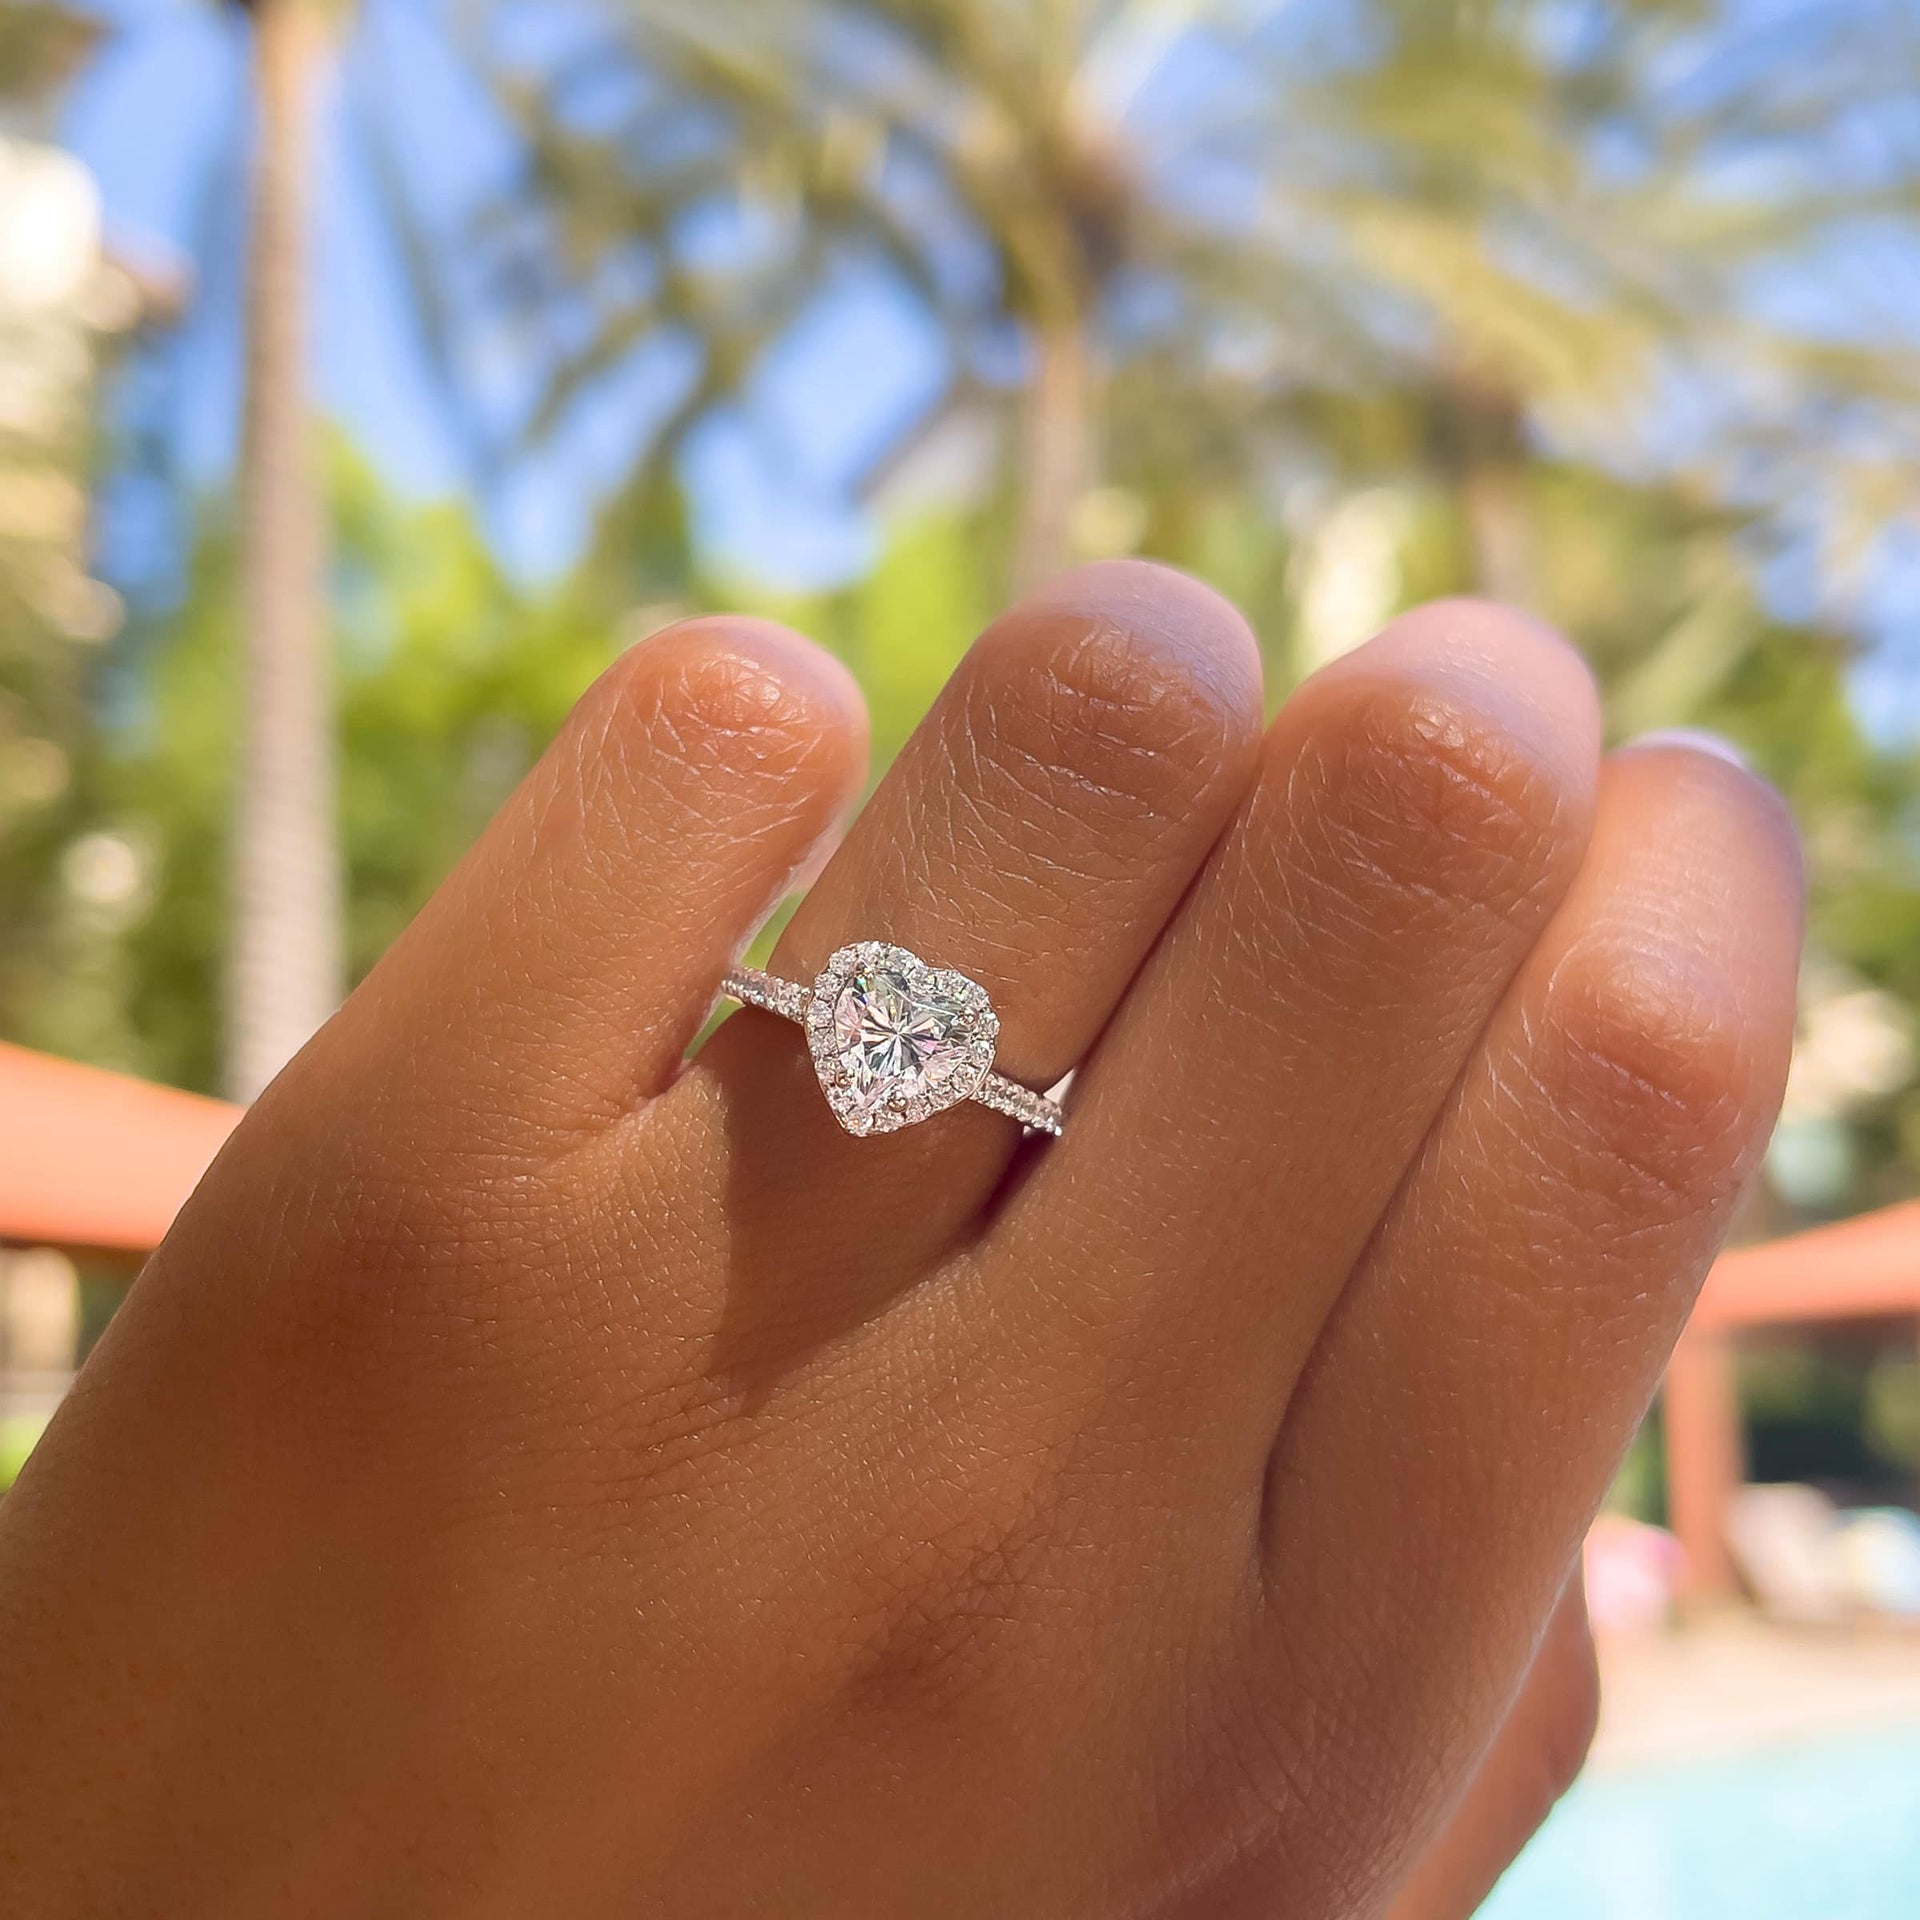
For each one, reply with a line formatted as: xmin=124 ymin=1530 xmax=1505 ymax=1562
xmin=470 ymin=0 xmax=1920 ymax=607
xmin=226 ymin=0 xmax=341 ymax=1101
xmin=82 ymin=0 xmax=486 ymax=1100
xmin=473 ymin=0 xmax=1219 ymax=592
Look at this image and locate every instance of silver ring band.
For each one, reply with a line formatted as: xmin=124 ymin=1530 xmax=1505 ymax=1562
xmin=721 ymin=943 xmax=1065 ymax=1138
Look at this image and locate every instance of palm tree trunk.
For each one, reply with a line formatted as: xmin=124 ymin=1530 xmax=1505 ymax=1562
xmin=1459 ymin=454 xmax=1533 ymax=608
xmin=227 ymin=0 xmax=341 ymax=1102
xmin=1445 ymin=375 xmax=1534 ymax=609
xmin=1011 ymin=306 xmax=1091 ymax=596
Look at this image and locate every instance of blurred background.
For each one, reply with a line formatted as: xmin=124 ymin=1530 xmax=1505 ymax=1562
xmin=3 ymin=0 xmax=1920 ymax=1910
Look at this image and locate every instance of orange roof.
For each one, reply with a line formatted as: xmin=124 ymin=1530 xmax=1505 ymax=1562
xmin=0 ymin=1043 xmax=240 ymax=1259
xmin=1695 ymin=1200 xmax=1920 ymax=1332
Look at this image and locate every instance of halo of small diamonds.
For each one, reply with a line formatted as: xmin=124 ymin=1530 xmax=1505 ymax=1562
xmin=802 ymin=941 xmax=999 ymax=1136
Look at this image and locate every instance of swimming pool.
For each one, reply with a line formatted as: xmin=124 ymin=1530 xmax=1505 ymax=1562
xmin=1480 ymin=1724 xmax=1920 ymax=1919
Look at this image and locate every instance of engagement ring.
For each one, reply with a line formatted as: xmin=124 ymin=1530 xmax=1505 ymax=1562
xmin=721 ymin=942 xmax=1066 ymax=1139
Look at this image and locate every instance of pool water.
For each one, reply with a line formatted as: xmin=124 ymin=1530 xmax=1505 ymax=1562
xmin=1481 ymin=1725 xmax=1920 ymax=1919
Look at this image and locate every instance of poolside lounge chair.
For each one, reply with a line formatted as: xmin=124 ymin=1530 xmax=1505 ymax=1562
xmin=1726 ymin=1484 xmax=1855 ymax=1625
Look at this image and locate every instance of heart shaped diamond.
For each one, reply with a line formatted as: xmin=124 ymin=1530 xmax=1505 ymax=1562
xmin=804 ymin=942 xmax=999 ymax=1135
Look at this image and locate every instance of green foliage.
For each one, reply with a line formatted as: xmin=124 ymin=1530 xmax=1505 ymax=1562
xmin=1606 ymin=1415 xmax=1667 ymax=1528
xmin=0 ymin=446 xmax=632 ymax=1092
xmin=0 ymin=455 xmax=1022 ymax=1091
xmin=0 ymin=1413 xmax=47 ymax=1493
xmin=1741 ymin=1342 xmax=1913 ymax=1494
xmin=1866 ymin=1358 xmax=1920 ymax=1474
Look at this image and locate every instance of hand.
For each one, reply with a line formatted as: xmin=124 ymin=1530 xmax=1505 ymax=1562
xmin=0 ymin=565 xmax=1798 ymax=1917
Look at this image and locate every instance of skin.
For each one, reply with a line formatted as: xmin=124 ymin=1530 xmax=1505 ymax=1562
xmin=0 ymin=564 xmax=1799 ymax=1917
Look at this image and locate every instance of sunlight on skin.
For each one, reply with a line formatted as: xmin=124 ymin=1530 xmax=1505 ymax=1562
xmin=0 ymin=565 xmax=1798 ymax=1917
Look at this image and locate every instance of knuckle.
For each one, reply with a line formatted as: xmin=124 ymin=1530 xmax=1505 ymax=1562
xmin=1538 ymin=931 xmax=1762 ymax=1204
xmin=1282 ymin=674 xmax=1582 ymax=934
xmin=968 ymin=610 xmax=1251 ymax=828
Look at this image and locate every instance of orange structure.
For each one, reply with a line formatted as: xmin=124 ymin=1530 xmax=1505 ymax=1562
xmin=0 ymin=1043 xmax=240 ymax=1260
xmin=1667 ymin=1202 xmax=1920 ymax=1599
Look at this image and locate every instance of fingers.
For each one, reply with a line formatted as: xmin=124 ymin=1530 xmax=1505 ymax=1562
xmin=263 ymin=618 xmax=867 ymax=1161
xmin=972 ymin=600 xmax=1601 ymax=1465
xmin=642 ymin=561 xmax=1263 ymax=1304
xmin=1249 ymin=740 xmax=1799 ymax=1911
xmin=1384 ymin=1576 xmax=1598 ymax=1920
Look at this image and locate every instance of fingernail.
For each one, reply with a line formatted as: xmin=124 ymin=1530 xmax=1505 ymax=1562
xmin=1623 ymin=727 xmax=1749 ymax=770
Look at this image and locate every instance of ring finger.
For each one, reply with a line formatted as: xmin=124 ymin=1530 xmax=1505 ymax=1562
xmin=612 ymin=560 xmax=1264 ymax=1335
